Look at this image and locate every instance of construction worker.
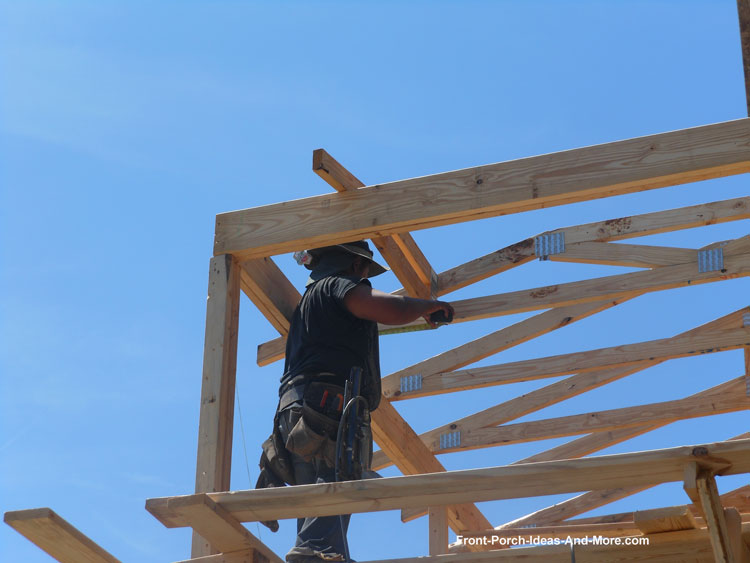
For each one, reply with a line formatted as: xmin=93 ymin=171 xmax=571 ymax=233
xmin=262 ymin=240 xmax=453 ymax=563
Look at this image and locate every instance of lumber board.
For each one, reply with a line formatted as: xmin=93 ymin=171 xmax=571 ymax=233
xmin=171 ymin=495 xmax=281 ymax=563
xmin=193 ymin=255 xmax=241 ymax=557
xmin=634 ymin=506 xmax=699 ymax=534
xmin=739 ymin=0 xmax=750 ymax=116
xmin=385 ymin=327 xmax=750 ymax=400
xmin=238 ymin=257 xmax=300 ymax=336
xmin=686 ymin=465 xmax=736 ymax=563
xmin=173 ymin=550 xmax=258 ymax=563
xmin=436 ymin=197 xmax=750 ymax=295
xmin=370 ymin=399 xmax=493 ymax=538
xmin=372 ymin=297 xmax=639 ymax=471
xmin=384 ymin=298 xmax=631 ymax=395
xmin=438 ymin=250 xmax=750 ymax=326
xmin=215 ymin=119 xmax=750 ymax=259
xmin=555 ymin=483 xmax=750 ymax=527
xmin=442 ymin=377 xmax=749 ymax=451
xmin=548 ymin=241 xmax=696 ymax=268
xmin=726 ymin=507 xmax=750 ymax=563
xmin=3 ymin=508 xmax=120 ymax=563
xmin=256 ymin=201 xmax=750 ymax=365
xmin=146 ymin=438 xmax=750 ymax=524
xmin=428 ymin=507 xmax=449 ymax=556
xmin=313 ymin=148 xmax=436 ymax=299
xmin=409 ymin=305 xmax=749 ymax=466
xmin=456 ymin=521 xmax=641 ymax=541
xmin=500 ymin=435 xmax=750 ymax=530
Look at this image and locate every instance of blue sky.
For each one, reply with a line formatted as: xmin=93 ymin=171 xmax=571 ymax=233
xmin=1 ymin=1 xmax=748 ymax=561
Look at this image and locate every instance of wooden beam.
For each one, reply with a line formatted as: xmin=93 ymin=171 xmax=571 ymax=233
xmin=385 ymin=327 xmax=750 ymax=400
xmin=738 ymin=0 xmax=750 ymax=116
xmin=238 ymin=257 xmax=300 ymax=336
xmin=146 ymin=438 xmax=750 ymax=524
xmin=370 ymin=399 xmax=493 ymax=538
xmin=215 ymin=119 xmax=750 ymax=259
xmin=428 ymin=507 xmax=449 ymax=556
xmin=684 ymin=463 xmax=736 ymax=562
xmin=634 ymin=506 xmax=699 ymax=535
xmin=436 ymin=250 xmax=750 ymax=327
xmin=257 ymin=203 xmax=750 ymax=365
xmin=372 ymin=297 xmax=638 ymax=471
xmin=443 ymin=377 xmax=749 ymax=451
xmin=173 ymin=550 xmax=257 ymax=563
xmin=436 ymin=197 xmax=749 ymax=295
xmin=4 ymin=508 xmax=120 ymax=563
xmin=497 ymin=431 xmax=750 ymax=530
xmin=548 ymin=241 xmax=696 ymax=268
xmin=164 ymin=495 xmax=281 ymax=563
xmin=406 ymin=306 xmax=747 ymax=468
xmin=313 ymin=148 xmax=437 ymax=299
xmin=726 ymin=507 xmax=750 ymax=563
xmin=193 ymin=255 xmax=241 ymax=557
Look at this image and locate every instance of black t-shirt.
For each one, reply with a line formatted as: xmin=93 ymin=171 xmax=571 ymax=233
xmin=280 ymin=275 xmax=381 ymax=410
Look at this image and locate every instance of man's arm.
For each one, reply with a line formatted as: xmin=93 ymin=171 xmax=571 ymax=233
xmin=344 ymin=283 xmax=454 ymax=327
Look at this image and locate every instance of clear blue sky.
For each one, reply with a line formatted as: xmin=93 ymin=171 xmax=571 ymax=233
xmin=1 ymin=1 xmax=748 ymax=561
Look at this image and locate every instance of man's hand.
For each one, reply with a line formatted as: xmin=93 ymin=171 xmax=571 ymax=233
xmin=344 ymin=283 xmax=454 ymax=327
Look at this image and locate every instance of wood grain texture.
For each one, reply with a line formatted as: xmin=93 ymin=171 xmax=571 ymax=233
xmin=549 ymin=241 xmax=696 ymax=268
xmin=386 ymin=327 xmax=750 ymax=400
xmin=313 ymin=148 xmax=436 ymax=299
xmin=447 ymin=377 xmax=749 ymax=451
xmin=436 ymin=196 xmax=749 ymax=295
xmin=238 ymin=257 xmax=300 ymax=335
xmin=216 ymin=120 xmax=750 ymax=259
xmin=428 ymin=507 xmax=448 ymax=555
xmin=634 ymin=506 xmax=699 ymax=534
xmin=370 ymin=399 xmax=493 ymax=538
xmin=193 ymin=255 xmax=241 ymax=557
xmin=4 ymin=508 xmax=120 ymax=563
xmin=146 ymin=439 xmax=750 ymax=524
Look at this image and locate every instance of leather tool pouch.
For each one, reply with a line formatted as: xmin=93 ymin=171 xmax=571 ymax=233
xmin=284 ymin=383 xmax=345 ymax=468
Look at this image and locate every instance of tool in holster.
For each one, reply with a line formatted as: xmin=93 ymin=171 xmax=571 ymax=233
xmin=335 ymin=366 xmax=370 ymax=563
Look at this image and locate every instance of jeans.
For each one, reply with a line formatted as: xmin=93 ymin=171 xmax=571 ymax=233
xmin=278 ymin=406 xmax=350 ymax=562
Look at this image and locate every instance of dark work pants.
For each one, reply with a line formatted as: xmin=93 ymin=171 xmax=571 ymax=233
xmin=278 ymin=406 xmax=350 ymax=562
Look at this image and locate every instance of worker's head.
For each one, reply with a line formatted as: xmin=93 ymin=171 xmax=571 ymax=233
xmin=303 ymin=240 xmax=388 ymax=286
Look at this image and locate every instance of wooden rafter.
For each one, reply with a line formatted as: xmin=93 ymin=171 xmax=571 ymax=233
xmin=385 ymin=328 xmax=750 ymax=401
xmin=437 ymin=196 xmax=749 ymax=294
xmin=238 ymin=257 xmax=300 ymax=335
xmin=257 ymin=231 xmax=750 ymax=365
xmin=313 ymin=148 xmax=437 ymax=299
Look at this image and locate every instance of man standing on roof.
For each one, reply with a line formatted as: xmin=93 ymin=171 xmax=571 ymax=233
xmin=267 ymin=240 xmax=453 ymax=563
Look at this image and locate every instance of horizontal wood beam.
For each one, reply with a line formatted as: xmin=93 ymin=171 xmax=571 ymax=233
xmin=146 ymin=438 xmax=750 ymax=525
xmin=313 ymin=149 xmax=437 ymax=299
xmin=386 ymin=327 xmax=750 ymax=401
xmin=436 ymin=196 xmax=749 ymax=295
xmin=216 ymin=120 xmax=750 ymax=260
xmin=500 ymin=434 xmax=750 ymax=530
xmin=4 ymin=508 xmax=120 ymax=563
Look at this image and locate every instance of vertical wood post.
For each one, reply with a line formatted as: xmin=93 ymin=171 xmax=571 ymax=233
xmin=191 ymin=254 xmax=241 ymax=557
xmin=428 ymin=507 xmax=449 ymax=555
xmin=739 ymin=0 xmax=750 ymax=115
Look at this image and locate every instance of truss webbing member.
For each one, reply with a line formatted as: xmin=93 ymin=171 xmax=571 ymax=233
xmin=256 ymin=240 xmax=453 ymax=563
